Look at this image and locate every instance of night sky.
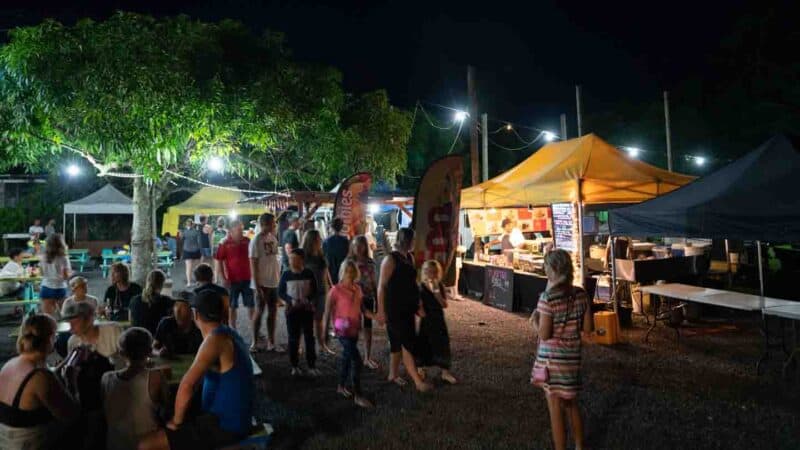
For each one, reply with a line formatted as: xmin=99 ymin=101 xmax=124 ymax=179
xmin=0 ymin=0 xmax=788 ymax=147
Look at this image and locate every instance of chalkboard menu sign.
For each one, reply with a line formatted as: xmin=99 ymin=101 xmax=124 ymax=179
xmin=552 ymin=202 xmax=575 ymax=252
xmin=483 ymin=265 xmax=514 ymax=311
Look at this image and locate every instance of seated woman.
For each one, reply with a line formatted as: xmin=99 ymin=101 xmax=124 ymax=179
xmin=103 ymin=263 xmax=143 ymax=322
xmin=64 ymin=302 xmax=124 ymax=368
xmin=0 ymin=314 xmax=79 ymax=450
xmin=102 ymin=327 xmax=166 ymax=450
xmin=129 ymin=270 xmax=173 ymax=335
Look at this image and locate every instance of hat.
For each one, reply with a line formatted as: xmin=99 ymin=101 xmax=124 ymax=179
xmin=173 ymin=290 xmax=196 ymax=305
xmin=192 ymin=289 xmax=223 ymax=322
xmin=61 ymin=301 xmax=95 ymax=321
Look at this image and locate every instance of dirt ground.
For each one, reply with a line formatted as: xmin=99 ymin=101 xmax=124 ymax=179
xmin=1 ymin=261 xmax=799 ymax=449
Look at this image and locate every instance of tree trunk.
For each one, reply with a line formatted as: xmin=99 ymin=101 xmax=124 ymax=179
xmin=131 ymin=177 xmax=155 ymax=285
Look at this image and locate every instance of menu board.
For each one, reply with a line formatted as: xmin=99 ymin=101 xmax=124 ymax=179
xmin=552 ymin=202 xmax=575 ymax=252
xmin=483 ymin=265 xmax=514 ymax=311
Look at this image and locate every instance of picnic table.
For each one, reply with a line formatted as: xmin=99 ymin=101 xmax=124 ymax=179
xmin=0 ymin=275 xmax=42 ymax=303
xmin=101 ymin=252 xmax=131 ymax=277
xmin=68 ymin=249 xmax=90 ymax=272
xmin=762 ymin=303 xmax=800 ymax=377
xmin=56 ymin=319 xmax=131 ymax=334
xmin=641 ymin=282 xmax=798 ymax=373
xmin=0 ymin=256 xmax=40 ymax=266
xmin=150 ymin=353 xmax=263 ymax=383
xmin=157 ymin=251 xmax=174 ymax=273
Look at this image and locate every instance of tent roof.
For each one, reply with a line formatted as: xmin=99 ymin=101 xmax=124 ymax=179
xmin=63 ymin=184 xmax=133 ymax=215
xmin=461 ymin=133 xmax=694 ymax=208
xmin=609 ymin=134 xmax=800 ymax=242
xmin=166 ymin=187 xmax=266 ymax=214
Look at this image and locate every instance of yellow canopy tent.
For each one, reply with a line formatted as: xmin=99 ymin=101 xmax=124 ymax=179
xmin=161 ymin=187 xmax=267 ymax=235
xmin=462 ymin=133 xmax=695 ymax=208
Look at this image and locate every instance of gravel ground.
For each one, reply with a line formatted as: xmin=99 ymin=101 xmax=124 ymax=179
xmin=1 ymin=260 xmax=799 ymax=449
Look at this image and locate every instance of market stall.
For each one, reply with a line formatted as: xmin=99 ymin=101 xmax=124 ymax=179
xmin=63 ymin=184 xmax=134 ymax=253
xmin=161 ymin=187 xmax=268 ymax=235
xmin=460 ymin=133 xmax=694 ymax=312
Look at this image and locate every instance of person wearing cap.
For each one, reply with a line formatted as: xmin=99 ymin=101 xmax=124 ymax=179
xmin=61 ymin=276 xmax=99 ymax=318
xmin=153 ymin=291 xmax=203 ymax=357
xmin=139 ymin=289 xmax=254 ymax=450
xmin=64 ymin=302 xmax=123 ymax=368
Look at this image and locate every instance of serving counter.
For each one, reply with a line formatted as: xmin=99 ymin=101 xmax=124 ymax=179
xmin=458 ymin=260 xmax=548 ymax=313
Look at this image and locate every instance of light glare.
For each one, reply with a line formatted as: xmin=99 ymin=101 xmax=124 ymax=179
xmin=66 ymin=164 xmax=80 ymax=177
xmin=368 ymin=203 xmax=380 ymax=214
xmin=208 ymin=157 xmax=225 ymax=173
xmin=627 ymin=147 xmax=640 ymax=158
xmin=543 ymin=131 xmax=557 ymax=142
xmin=695 ymin=156 xmax=706 ymax=166
xmin=454 ymin=110 xmax=468 ymax=122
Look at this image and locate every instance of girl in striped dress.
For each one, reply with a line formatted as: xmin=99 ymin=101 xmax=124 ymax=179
xmin=531 ymin=249 xmax=592 ymax=450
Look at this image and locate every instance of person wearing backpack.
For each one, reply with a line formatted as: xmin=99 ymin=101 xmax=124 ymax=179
xmin=530 ymin=249 xmax=593 ymax=450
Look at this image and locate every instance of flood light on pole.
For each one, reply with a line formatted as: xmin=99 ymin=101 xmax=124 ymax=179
xmin=454 ymin=110 xmax=468 ymax=123
xmin=543 ymin=131 xmax=556 ymax=142
xmin=626 ymin=147 xmax=640 ymax=158
xmin=207 ymin=157 xmax=225 ymax=173
xmin=66 ymin=164 xmax=80 ymax=177
xmin=695 ymin=156 xmax=706 ymax=166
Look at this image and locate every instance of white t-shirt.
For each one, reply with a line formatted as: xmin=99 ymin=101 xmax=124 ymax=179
xmin=40 ymin=255 xmax=71 ymax=289
xmin=249 ymin=232 xmax=280 ymax=288
xmin=61 ymin=295 xmax=99 ymax=316
xmin=68 ymin=323 xmax=123 ymax=367
xmin=28 ymin=225 xmax=44 ymax=235
xmin=0 ymin=260 xmax=25 ymax=295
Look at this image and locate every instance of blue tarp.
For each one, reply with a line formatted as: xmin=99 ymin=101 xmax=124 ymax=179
xmin=609 ymin=134 xmax=800 ymax=242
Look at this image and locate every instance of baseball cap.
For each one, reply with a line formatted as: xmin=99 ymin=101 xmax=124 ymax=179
xmin=173 ymin=290 xmax=196 ymax=305
xmin=192 ymin=289 xmax=223 ymax=322
xmin=61 ymin=301 xmax=95 ymax=321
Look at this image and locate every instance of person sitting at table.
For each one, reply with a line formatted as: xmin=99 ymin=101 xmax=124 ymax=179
xmin=193 ymin=263 xmax=230 ymax=328
xmin=153 ymin=291 xmax=203 ymax=357
xmin=28 ymin=218 xmax=44 ymax=240
xmin=0 ymin=314 xmax=79 ymax=450
xmin=64 ymin=302 xmax=124 ymax=368
xmin=103 ymin=262 xmax=143 ymax=322
xmin=138 ymin=290 xmax=255 ymax=450
xmin=39 ymin=233 xmax=72 ymax=319
xmin=0 ymin=248 xmax=26 ymax=298
xmin=61 ymin=276 xmax=99 ymax=314
xmin=164 ymin=232 xmax=178 ymax=258
xmin=130 ymin=269 xmax=173 ymax=335
xmin=102 ymin=327 xmax=166 ymax=450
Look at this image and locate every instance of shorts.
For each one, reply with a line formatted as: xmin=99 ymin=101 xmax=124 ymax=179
xmin=40 ymin=286 xmax=67 ymax=300
xmin=362 ymin=297 xmax=376 ymax=329
xmin=201 ymin=248 xmax=212 ymax=258
xmin=229 ymin=280 xmax=255 ymax=308
xmin=312 ymin=295 xmax=326 ymax=320
xmin=165 ymin=413 xmax=242 ymax=450
xmin=183 ymin=250 xmax=202 ymax=260
xmin=254 ymin=286 xmax=278 ymax=307
xmin=387 ymin=315 xmax=416 ymax=354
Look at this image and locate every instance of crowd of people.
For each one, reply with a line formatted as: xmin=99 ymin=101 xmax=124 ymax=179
xmin=1 ymin=210 xmax=593 ymax=450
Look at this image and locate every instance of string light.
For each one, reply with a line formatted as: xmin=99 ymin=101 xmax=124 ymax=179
xmin=505 ymin=124 xmax=512 ymax=131
xmin=625 ymin=147 xmax=641 ymax=158
xmin=454 ymin=110 xmax=468 ymax=123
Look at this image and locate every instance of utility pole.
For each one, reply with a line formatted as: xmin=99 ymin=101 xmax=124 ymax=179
xmin=575 ymin=85 xmax=583 ymax=137
xmin=481 ymin=113 xmax=489 ymax=181
xmin=468 ymin=65 xmax=479 ymax=186
xmin=664 ymin=91 xmax=673 ymax=172
xmin=560 ymin=113 xmax=568 ymax=141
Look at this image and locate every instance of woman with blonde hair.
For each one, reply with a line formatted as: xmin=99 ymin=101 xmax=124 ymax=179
xmin=0 ymin=314 xmax=79 ymax=449
xmin=530 ymin=249 xmax=592 ymax=450
xmin=301 ymin=229 xmax=334 ymax=354
xmin=416 ymin=260 xmax=458 ymax=384
xmin=129 ymin=270 xmax=173 ymax=334
xmin=39 ymin=233 xmax=72 ymax=318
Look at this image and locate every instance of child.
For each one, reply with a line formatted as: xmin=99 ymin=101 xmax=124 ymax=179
xmin=324 ymin=259 xmax=374 ymax=408
xmin=416 ymin=260 xmax=458 ymax=385
xmin=348 ymin=235 xmax=380 ymax=369
xmin=278 ymin=248 xmax=319 ymax=376
xmin=101 ymin=327 xmax=166 ymax=450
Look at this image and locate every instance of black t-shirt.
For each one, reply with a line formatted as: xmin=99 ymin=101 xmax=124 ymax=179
xmin=154 ymin=316 xmax=203 ymax=355
xmin=194 ymin=283 xmax=229 ymax=299
xmin=103 ymin=283 xmax=143 ymax=321
xmin=129 ymin=294 xmax=174 ymax=335
xmin=198 ymin=224 xmax=211 ymax=249
xmin=323 ymin=234 xmax=350 ymax=284
xmin=281 ymin=229 xmax=299 ymax=267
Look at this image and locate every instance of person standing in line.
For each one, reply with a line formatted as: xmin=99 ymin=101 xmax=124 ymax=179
xmin=324 ymin=259 xmax=374 ymax=408
xmin=248 ymin=213 xmax=282 ymax=353
xmin=215 ymin=220 xmax=252 ymax=330
xmin=348 ymin=236 xmax=380 ymax=369
xmin=129 ymin=270 xmax=173 ymax=335
xmin=198 ymin=215 xmax=212 ymax=264
xmin=0 ymin=314 xmax=79 ymax=449
xmin=39 ymin=234 xmax=72 ymax=318
xmin=530 ymin=249 xmax=592 ymax=450
xmin=300 ymin=229 xmax=335 ymax=355
xmin=102 ymin=327 xmax=166 ymax=450
xmin=180 ymin=219 xmax=202 ymax=285
xmin=376 ymin=227 xmax=432 ymax=392
xmin=211 ymin=217 xmax=227 ymax=281
xmin=281 ymin=216 xmax=300 ymax=273
xmin=323 ymin=218 xmax=349 ymax=285
xmin=416 ymin=260 xmax=458 ymax=384
xmin=103 ymin=263 xmax=143 ymax=322
xmin=278 ymin=249 xmax=319 ymax=376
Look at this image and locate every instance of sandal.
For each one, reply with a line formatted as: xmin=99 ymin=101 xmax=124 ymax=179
xmin=387 ymin=376 xmax=408 ymax=387
xmin=364 ymin=359 xmax=380 ymax=370
xmin=417 ymin=368 xmax=427 ymax=380
xmin=415 ymin=382 xmax=434 ymax=393
xmin=441 ymin=372 xmax=459 ymax=385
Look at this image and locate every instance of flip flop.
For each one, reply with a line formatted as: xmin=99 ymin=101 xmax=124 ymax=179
xmin=387 ymin=376 xmax=407 ymax=387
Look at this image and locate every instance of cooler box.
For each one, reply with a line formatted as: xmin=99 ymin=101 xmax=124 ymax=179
xmin=593 ymin=311 xmax=621 ymax=345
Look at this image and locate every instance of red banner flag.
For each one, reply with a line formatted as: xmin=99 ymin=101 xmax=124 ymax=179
xmin=412 ymin=156 xmax=463 ymax=282
xmin=333 ymin=172 xmax=372 ymax=240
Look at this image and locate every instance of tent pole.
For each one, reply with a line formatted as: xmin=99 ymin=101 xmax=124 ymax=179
xmin=576 ymin=179 xmax=585 ymax=288
xmin=62 ymin=212 xmax=66 ymax=244
xmin=73 ymin=214 xmax=76 ymax=245
xmin=724 ymin=239 xmax=732 ymax=288
xmin=756 ymin=240 xmax=765 ymax=298
xmin=610 ymin=236 xmax=618 ymax=314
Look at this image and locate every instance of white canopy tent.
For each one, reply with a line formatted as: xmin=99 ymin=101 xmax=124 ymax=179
xmin=63 ymin=184 xmax=134 ymax=244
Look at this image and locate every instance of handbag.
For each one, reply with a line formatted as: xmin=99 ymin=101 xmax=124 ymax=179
xmin=533 ymin=362 xmax=549 ymax=383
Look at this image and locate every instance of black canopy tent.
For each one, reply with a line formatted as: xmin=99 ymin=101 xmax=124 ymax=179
xmin=609 ymin=134 xmax=800 ymax=296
